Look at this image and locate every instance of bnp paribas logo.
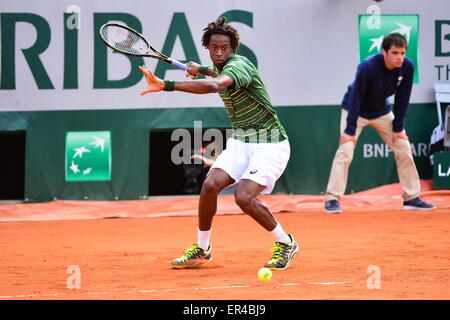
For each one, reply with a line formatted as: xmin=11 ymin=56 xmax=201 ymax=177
xmin=65 ymin=131 xmax=111 ymax=181
xmin=359 ymin=14 xmax=419 ymax=83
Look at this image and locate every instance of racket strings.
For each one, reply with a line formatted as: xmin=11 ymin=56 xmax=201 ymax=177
xmin=102 ymin=26 xmax=149 ymax=55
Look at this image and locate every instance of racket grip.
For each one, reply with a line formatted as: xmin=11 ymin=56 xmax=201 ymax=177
xmin=170 ymin=59 xmax=188 ymax=71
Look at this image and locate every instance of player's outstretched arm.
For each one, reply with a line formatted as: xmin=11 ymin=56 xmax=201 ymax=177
xmin=139 ymin=66 xmax=165 ymax=95
xmin=139 ymin=65 xmax=233 ymax=95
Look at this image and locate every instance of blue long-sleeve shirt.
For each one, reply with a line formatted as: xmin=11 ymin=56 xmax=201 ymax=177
xmin=342 ymin=53 xmax=414 ymax=135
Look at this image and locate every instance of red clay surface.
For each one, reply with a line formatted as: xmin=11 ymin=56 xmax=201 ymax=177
xmin=0 ymin=181 xmax=449 ymax=300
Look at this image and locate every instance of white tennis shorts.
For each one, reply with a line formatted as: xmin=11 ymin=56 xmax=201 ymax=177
xmin=210 ymin=138 xmax=290 ymax=194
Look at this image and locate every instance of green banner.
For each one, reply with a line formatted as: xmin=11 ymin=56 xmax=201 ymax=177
xmin=0 ymin=105 xmax=437 ymax=202
xmin=359 ymin=14 xmax=420 ymax=83
xmin=433 ymin=152 xmax=450 ymax=189
xmin=65 ymin=131 xmax=111 ymax=181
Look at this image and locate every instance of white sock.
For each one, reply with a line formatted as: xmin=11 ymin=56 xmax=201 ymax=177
xmin=270 ymin=223 xmax=291 ymax=244
xmin=198 ymin=229 xmax=211 ymax=250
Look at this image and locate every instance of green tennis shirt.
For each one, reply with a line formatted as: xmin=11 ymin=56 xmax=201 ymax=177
xmin=214 ymin=54 xmax=288 ymax=143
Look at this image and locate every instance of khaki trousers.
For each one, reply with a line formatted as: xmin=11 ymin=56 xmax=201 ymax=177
xmin=324 ymin=109 xmax=420 ymax=202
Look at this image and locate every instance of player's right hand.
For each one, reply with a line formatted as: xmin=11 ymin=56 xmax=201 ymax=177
xmin=138 ymin=65 xmax=165 ymax=95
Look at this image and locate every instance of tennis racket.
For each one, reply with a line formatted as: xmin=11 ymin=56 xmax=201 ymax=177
xmin=99 ymin=23 xmax=188 ymax=71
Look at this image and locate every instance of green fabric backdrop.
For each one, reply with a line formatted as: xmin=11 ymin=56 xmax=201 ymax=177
xmin=0 ymin=103 xmax=439 ymax=202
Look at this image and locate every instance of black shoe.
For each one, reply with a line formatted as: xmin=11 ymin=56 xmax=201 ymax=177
xmin=171 ymin=243 xmax=212 ymax=269
xmin=264 ymin=235 xmax=299 ymax=270
xmin=403 ymin=197 xmax=436 ymax=211
xmin=324 ymin=200 xmax=343 ymax=214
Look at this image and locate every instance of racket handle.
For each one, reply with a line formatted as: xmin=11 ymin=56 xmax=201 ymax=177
xmin=170 ymin=59 xmax=188 ymax=71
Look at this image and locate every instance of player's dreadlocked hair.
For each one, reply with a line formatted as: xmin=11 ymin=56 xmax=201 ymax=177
xmin=201 ymin=17 xmax=240 ymax=52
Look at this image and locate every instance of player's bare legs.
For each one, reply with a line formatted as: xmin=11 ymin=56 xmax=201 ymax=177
xmin=171 ymin=168 xmax=234 ymax=268
xmin=234 ymin=179 xmax=299 ymax=270
xmin=172 ymin=170 xmax=298 ymax=269
xmin=198 ymin=168 xmax=235 ymax=231
xmin=234 ymin=179 xmax=277 ymax=231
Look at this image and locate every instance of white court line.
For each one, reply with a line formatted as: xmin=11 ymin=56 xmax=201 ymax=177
xmin=0 ymin=281 xmax=349 ymax=299
xmin=138 ymin=290 xmax=157 ymax=293
xmin=195 ymin=286 xmax=236 ymax=290
xmin=308 ymin=282 xmax=348 ymax=285
xmin=85 ymin=292 xmax=110 ymax=295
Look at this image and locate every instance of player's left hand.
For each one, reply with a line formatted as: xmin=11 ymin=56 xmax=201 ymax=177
xmin=185 ymin=61 xmax=202 ymax=79
xmin=393 ymin=130 xmax=409 ymax=143
xmin=138 ymin=65 xmax=165 ymax=95
xmin=191 ymin=154 xmax=215 ymax=167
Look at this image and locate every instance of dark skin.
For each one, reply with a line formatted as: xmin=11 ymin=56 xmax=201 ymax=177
xmin=139 ymin=34 xmax=278 ymax=232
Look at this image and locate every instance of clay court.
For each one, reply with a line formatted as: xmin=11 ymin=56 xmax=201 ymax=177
xmin=0 ymin=181 xmax=449 ymax=300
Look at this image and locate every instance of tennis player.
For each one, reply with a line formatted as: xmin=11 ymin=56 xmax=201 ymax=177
xmin=324 ymin=33 xmax=435 ymax=214
xmin=139 ymin=17 xmax=298 ymax=270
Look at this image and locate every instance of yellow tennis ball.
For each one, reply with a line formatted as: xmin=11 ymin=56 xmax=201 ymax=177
xmin=258 ymin=267 xmax=272 ymax=282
